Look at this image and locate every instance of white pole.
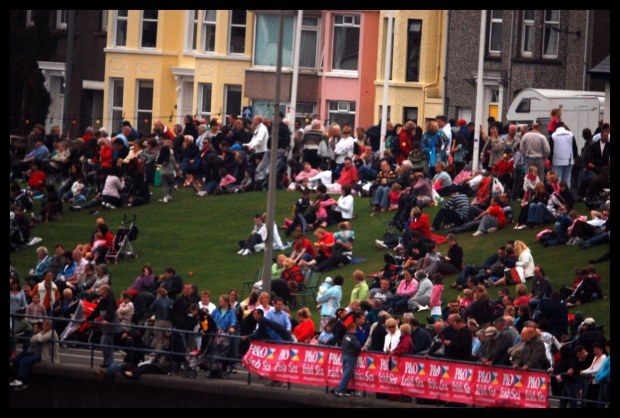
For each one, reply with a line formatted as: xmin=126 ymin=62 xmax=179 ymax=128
xmin=379 ymin=10 xmax=394 ymax=154
xmin=288 ymin=10 xmax=303 ymax=132
xmin=473 ymin=10 xmax=487 ymax=171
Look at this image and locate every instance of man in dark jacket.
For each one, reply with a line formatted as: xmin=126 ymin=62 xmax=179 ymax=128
xmin=573 ymin=317 xmax=606 ymax=355
xmin=170 ymin=283 xmax=200 ymax=351
xmin=410 ymin=318 xmax=432 ymax=354
xmin=243 ymin=309 xmax=292 ymax=343
xmin=536 ymin=291 xmax=568 ymax=339
xmin=485 ymin=316 xmax=518 ymax=366
xmin=86 ymin=285 xmax=119 ymax=368
xmin=444 ymin=315 xmax=473 ymax=361
xmin=514 ymin=326 xmax=548 ymax=370
xmin=528 ymin=266 xmax=553 ymax=309
xmin=427 ymin=314 xmax=458 ymax=358
xmin=183 ymin=115 xmax=198 ymax=140
xmin=334 ymin=322 xmax=361 ymax=396
xmin=158 ymin=267 xmax=183 ymax=301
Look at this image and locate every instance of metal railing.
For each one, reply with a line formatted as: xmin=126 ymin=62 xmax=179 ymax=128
xmin=10 ymin=313 xmax=609 ymax=407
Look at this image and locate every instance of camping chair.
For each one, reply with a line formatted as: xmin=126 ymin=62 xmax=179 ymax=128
xmin=240 ymin=269 xmax=262 ymax=300
xmin=290 ymin=271 xmax=322 ymax=309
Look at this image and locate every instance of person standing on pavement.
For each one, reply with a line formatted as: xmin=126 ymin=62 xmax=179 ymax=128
xmin=519 ymin=123 xmax=550 ymax=184
xmin=334 ymin=322 xmax=362 ymax=397
xmin=85 ymin=285 xmax=119 ymax=369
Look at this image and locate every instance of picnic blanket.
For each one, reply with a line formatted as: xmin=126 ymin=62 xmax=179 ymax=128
xmin=322 ymin=257 xmax=367 ymax=273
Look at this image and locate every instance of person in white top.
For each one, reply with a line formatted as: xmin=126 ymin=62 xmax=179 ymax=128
xmin=514 ymin=240 xmax=535 ymax=280
xmin=580 ymin=342 xmax=607 ymax=378
xmin=551 ymin=122 xmax=575 ymax=185
xmin=437 ymin=116 xmax=453 ymax=155
xmin=309 ymin=166 xmax=333 ymax=190
xmin=245 ymin=116 xmax=269 ymax=155
xmin=384 ymin=318 xmax=401 ymax=353
xmin=334 ymin=127 xmax=356 ymax=165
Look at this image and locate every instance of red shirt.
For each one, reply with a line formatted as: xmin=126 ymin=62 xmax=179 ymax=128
xmin=294 ymin=238 xmax=317 ymax=258
xmin=317 ymin=232 xmax=335 ymax=257
xmin=103 ymin=232 xmax=115 ymax=249
xmin=514 ymin=295 xmax=530 ymax=308
xmin=409 ymin=213 xmax=432 ymax=239
xmin=28 ymin=170 xmax=46 ymax=191
xmin=492 ymin=158 xmax=514 ymax=176
xmin=100 ymin=145 xmax=113 ymax=168
xmin=397 ymin=131 xmax=413 ymax=165
xmin=281 ymin=266 xmax=304 ymax=283
xmin=293 ymin=319 xmax=316 ymax=343
xmin=337 ymin=166 xmax=358 ymax=188
xmin=488 ymin=204 xmax=506 ymax=228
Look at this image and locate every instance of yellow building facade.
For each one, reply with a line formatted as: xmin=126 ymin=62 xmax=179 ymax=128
xmin=373 ymin=10 xmax=447 ymax=127
xmin=103 ymin=10 xmax=255 ymax=135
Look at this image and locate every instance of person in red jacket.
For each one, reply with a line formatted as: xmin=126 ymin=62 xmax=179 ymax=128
xmin=27 ymin=161 xmax=47 ymax=197
xmin=397 ymin=121 xmax=415 ymax=165
xmin=293 ymin=308 xmax=316 ymax=343
xmin=408 ymin=206 xmax=432 ymax=240
xmin=389 ymin=323 xmax=413 ymax=356
xmin=336 ymin=157 xmax=358 ymax=189
xmin=491 ymin=153 xmax=515 ymax=191
xmin=98 ymin=138 xmax=113 ymax=171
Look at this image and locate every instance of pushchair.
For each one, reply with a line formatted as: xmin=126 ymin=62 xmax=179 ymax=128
xmin=183 ymin=330 xmax=231 ymax=380
xmin=369 ymin=253 xmax=406 ymax=291
xmin=253 ymin=149 xmax=288 ymax=191
xmin=105 ymin=214 xmax=139 ymax=264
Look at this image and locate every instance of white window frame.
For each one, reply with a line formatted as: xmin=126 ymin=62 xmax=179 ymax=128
xmin=197 ymin=83 xmax=213 ymax=121
xmin=139 ymin=10 xmax=158 ymax=50
xmin=109 ymin=78 xmax=124 ymax=132
xmin=543 ymin=10 xmax=560 ymax=59
xmin=521 ymin=10 xmax=535 ymax=57
xmin=135 ymin=80 xmax=154 ymax=133
xmin=201 ymin=10 xmax=217 ymax=53
xmin=113 ymin=10 xmax=129 ymax=48
xmin=26 ymin=10 xmax=34 ymax=27
xmin=328 ymin=101 xmax=356 ymax=126
xmin=185 ymin=10 xmax=199 ymax=53
xmin=228 ymin=10 xmax=247 ymax=55
xmin=56 ymin=10 xmax=67 ymax=30
xmin=299 ymin=16 xmax=320 ymax=70
xmin=488 ymin=10 xmax=502 ymax=56
xmin=101 ymin=10 xmax=108 ymax=32
xmin=224 ymin=85 xmax=243 ymax=121
xmin=331 ymin=14 xmax=361 ymax=73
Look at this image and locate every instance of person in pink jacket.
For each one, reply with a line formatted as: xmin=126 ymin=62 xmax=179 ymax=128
xmin=394 ymin=268 xmax=418 ymax=312
xmin=429 ymin=275 xmax=444 ymax=321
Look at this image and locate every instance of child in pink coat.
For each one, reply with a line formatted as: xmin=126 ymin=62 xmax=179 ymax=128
xmin=429 ymin=274 xmax=444 ymax=321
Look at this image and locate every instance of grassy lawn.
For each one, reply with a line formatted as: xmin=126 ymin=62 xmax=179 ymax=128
xmin=10 ymin=184 xmax=610 ymax=336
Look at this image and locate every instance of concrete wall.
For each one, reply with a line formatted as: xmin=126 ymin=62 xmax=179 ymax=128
xmin=10 ymin=363 xmax=425 ymax=409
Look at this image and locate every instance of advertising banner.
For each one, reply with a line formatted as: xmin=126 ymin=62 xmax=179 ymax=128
xmin=242 ymin=341 xmax=548 ymax=408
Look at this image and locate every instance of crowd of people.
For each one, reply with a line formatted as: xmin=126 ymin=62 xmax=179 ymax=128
xmin=9 ymin=110 xmax=609 ymax=406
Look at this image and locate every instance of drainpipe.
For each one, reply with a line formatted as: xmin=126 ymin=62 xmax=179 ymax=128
xmin=506 ymin=10 xmax=515 ymax=121
xmin=379 ymin=10 xmax=394 ymax=154
xmin=442 ymin=10 xmax=450 ymax=116
xmin=583 ymin=10 xmax=590 ymax=90
xmin=421 ymin=10 xmax=444 ymax=124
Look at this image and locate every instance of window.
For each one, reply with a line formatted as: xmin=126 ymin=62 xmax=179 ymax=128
xmin=202 ymin=10 xmax=217 ymax=53
xmin=136 ymin=80 xmax=154 ymax=136
xmin=488 ymin=10 xmax=502 ymax=55
xmin=406 ymin=20 xmax=422 ymax=82
xmin=254 ymin=14 xmax=294 ymax=67
xmin=224 ymin=85 xmax=243 ymax=121
xmin=186 ymin=10 xmax=199 ymax=52
xmin=378 ymin=105 xmax=391 ymax=122
xmin=516 ymin=99 xmax=531 ymax=113
xmin=26 ymin=10 xmax=34 ymax=27
xmin=457 ymin=107 xmax=472 ymax=124
xmin=100 ymin=10 xmax=109 ymax=32
xmin=114 ymin=10 xmax=128 ymax=47
xmin=521 ymin=10 xmax=535 ymax=57
xmin=332 ymin=14 xmax=360 ymax=71
xmin=229 ymin=10 xmax=247 ymax=54
xmin=110 ymin=79 xmax=124 ymax=133
xmin=403 ymin=107 xmax=419 ymax=125
xmin=141 ymin=10 xmax=158 ymax=49
xmin=384 ymin=17 xmax=395 ymax=80
xmin=328 ymin=101 xmax=356 ymax=129
xmin=56 ymin=10 xmax=67 ymax=29
xmin=543 ymin=10 xmax=560 ymax=58
xmin=252 ymin=100 xmax=287 ymax=120
xmin=300 ymin=17 xmax=319 ymax=69
xmin=198 ymin=83 xmax=213 ymax=120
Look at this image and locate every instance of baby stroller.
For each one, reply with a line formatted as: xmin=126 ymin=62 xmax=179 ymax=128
xmin=106 ymin=214 xmax=139 ymax=264
xmin=369 ymin=253 xmax=406 ymax=291
xmin=253 ymin=149 xmax=288 ymax=191
xmin=183 ymin=330 xmax=231 ymax=380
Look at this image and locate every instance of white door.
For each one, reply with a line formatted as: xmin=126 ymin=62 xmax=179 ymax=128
xmin=179 ymin=81 xmax=194 ymax=124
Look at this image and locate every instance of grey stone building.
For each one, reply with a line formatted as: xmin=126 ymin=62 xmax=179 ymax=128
xmin=444 ymin=10 xmax=609 ymax=129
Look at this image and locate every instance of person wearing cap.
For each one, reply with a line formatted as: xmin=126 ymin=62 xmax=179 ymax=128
xmin=573 ymin=317 xmax=606 ymax=355
xmin=431 ymin=186 xmax=469 ymax=231
xmin=479 ymin=327 xmax=498 ymax=363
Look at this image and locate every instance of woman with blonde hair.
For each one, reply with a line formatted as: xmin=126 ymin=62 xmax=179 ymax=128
xmin=383 ymin=318 xmax=401 ymax=353
xmin=422 ymin=120 xmax=447 ymax=177
xmin=293 ymin=308 xmax=315 ymax=343
xmin=514 ymin=240 xmax=535 ymax=281
xmin=257 ymin=291 xmax=274 ymax=313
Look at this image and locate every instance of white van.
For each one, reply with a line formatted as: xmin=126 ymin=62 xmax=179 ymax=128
xmin=506 ymin=89 xmax=604 ymax=149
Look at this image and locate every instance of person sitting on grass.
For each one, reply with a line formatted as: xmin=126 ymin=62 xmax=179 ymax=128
xmin=299 ymin=228 xmax=335 ymax=271
xmin=290 ymin=233 xmax=317 ymax=265
xmin=431 ymin=186 xmax=470 ymax=231
xmin=424 ymin=234 xmax=463 ymax=276
xmin=472 ymin=196 xmax=506 ymax=237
